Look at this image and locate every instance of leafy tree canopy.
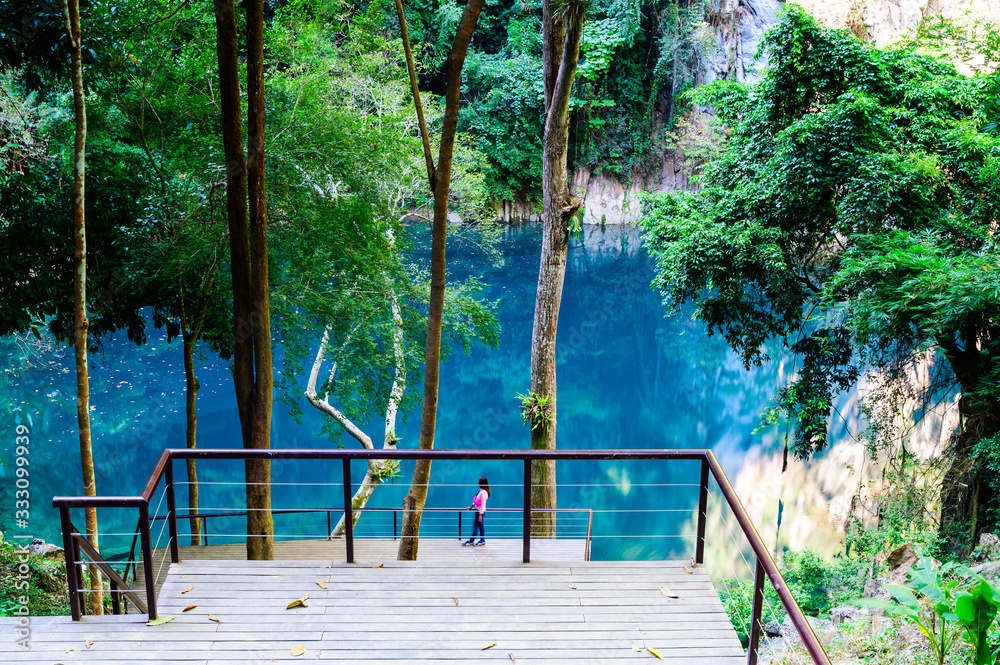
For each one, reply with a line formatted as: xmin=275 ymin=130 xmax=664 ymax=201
xmin=639 ymin=6 xmax=1000 ymax=461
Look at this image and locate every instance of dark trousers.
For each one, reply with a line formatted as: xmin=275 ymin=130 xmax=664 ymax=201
xmin=470 ymin=512 xmax=485 ymax=541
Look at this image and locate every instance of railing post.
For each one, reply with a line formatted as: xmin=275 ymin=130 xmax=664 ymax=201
xmin=342 ymin=458 xmax=354 ymax=564
xmin=747 ymin=557 xmax=766 ymax=665
xmin=138 ymin=502 xmax=157 ymax=621
xmin=458 ymin=511 xmax=462 ymax=541
xmin=523 ymin=459 xmax=531 ymax=564
xmin=203 ymin=517 xmax=208 ymax=546
xmin=393 ymin=510 xmax=397 ymax=540
xmin=165 ymin=460 xmax=180 ymax=564
xmin=327 ymin=511 xmax=332 ymax=539
xmin=59 ymin=506 xmax=81 ymax=621
xmin=74 ymin=541 xmax=85 ymax=615
xmin=696 ymin=458 xmax=709 ymax=564
xmin=110 ymin=578 xmax=121 ymax=615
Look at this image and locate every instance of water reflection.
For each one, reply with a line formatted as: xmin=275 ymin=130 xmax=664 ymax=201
xmin=2 ymin=223 xmax=851 ymax=563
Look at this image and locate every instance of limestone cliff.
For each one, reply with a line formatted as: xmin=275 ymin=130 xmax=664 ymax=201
xmin=567 ymin=0 xmax=997 ymax=224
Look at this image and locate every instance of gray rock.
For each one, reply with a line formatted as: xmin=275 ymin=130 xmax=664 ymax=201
xmin=862 ymin=577 xmax=888 ymax=601
xmin=978 ymin=533 xmax=1000 ymax=561
xmin=886 ymin=542 xmax=917 ymax=574
xmin=762 ymin=621 xmax=783 ymax=637
xmin=781 ymin=613 xmax=833 ymax=646
xmin=28 ymin=538 xmax=64 ymax=558
xmin=830 ymin=604 xmax=868 ymax=625
xmin=972 ymin=560 xmax=1000 ymax=580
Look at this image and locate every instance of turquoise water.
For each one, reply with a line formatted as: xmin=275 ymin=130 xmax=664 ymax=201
xmin=0 ymin=223 xmax=794 ymax=561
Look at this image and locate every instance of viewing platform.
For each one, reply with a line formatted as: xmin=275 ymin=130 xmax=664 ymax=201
xmin=0 ymin=448 xmax=833 ymax=664
xmin=2 ymin=542 xmax=743 ymax=664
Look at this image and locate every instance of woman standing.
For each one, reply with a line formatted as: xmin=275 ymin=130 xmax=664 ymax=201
xmin=463 ymin=476 xmax=490 ymax=546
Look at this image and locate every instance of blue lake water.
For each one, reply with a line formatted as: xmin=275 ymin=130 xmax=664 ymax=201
xmin=0 ymin=223 xmax=808 ymax=562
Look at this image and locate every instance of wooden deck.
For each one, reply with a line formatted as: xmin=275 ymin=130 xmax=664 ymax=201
xmin=136 ymin=537 xmax=591 ymax=596
xmin=0 ymin=540 xmax=745 ymax=664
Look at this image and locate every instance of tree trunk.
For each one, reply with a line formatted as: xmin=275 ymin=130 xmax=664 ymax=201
xmin=529 ymin=0 xmax=586 ymax=538
xmin=181 ymin=324 xmax=202 ymax=546
xmin=244 ymin=0 xmax=274 ymax=562
xmin=937 ymin=336 xmax=1000 ymax=549
xmin=306 ymin=302 xmax=407 ymax=538
xmin=940 ymin=398 xmax=1000 ymax=547
xmin=213 ymin=0 xmax=273 ymax=560
xmin=64 ymin=0 xmax=102 ymax=615
xmin=395 ymin=0 xmax=485 ymax=561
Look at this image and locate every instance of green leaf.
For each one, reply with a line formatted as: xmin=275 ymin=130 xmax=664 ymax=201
xmin=885 ymin=584 xmax=920 ymax=610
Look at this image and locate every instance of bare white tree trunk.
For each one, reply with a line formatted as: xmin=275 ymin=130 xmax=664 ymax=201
xmin=305 ymin=300 xmax=406 ymax=537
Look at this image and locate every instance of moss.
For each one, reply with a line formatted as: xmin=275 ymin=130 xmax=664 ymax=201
xmin=0 ymin=536 xmax=70 ymax=617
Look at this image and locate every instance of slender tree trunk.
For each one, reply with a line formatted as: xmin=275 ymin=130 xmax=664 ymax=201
xmin=331 ymin=295 xmax=407 ymax=536
xmin=306 ymin=308 xmax=406 ymax=537
xmin=180 ymin=308 xmax=203 ymax=546
xmin=244 ymin=0 xmax=274 ymax=562
xmin=213 ymin=0 xmax=273 ymax=560
xmin=529 ymin=0 xmax=586 ymax=538
xmin=64 ymin=0 xmax=102 ymax=615
xmin=395 ymin=0 xmax=485 ymax=561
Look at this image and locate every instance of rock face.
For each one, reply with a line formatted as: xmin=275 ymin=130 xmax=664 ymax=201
xmin=561 ymin=0 xmax=995 ymax=225
xmin=702 ymin=0 xmax=786 ymax=85
xmin=862 ymin=541 xmax=920 ymax=601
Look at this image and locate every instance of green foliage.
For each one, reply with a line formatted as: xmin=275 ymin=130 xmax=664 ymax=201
xmin=781 ymin=549 xmax=866 ymax=617
xmin=0 ymin=536 xmax=69 ymax=617
xmin=370 ymin=459 xmax=401 ymax=482
xmin=857 ymin=557 xmax=1000 ymax=665
xmin=454 ymin=0 xmax=709 ymax=203
xmin=975 ymin=434 xmax=1000 ymax=529
xmin=719 ymin=548 xmax=866 ymax=648
xmin=517 ymin=391 xmax=553 ymax=431
xmin=263 ymin=0 xmax=500 ymax=442
xmin=639 ymin=6 xmax=1000 ymax=462
xmin=845 ymin=463 xmax=943 ymax=567
xmin=718 ymin=575 xmax=783 ymax=647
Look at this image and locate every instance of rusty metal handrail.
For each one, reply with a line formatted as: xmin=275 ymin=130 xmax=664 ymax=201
xmin=51 ymin=448 xmax=830 ymax=664
xmin=704 ymin=450 xmax=830 ymax=665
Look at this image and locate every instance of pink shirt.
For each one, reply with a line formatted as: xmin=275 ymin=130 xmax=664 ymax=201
xmin=473 ymin=489 xmax=488 ymax=514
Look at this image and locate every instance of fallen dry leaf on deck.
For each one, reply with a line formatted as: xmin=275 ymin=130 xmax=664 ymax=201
xmin=508 ymin=653 xmax=515 ymax=663
xmin=146 ymin=616 xmax=174 ymax=626
xmin=182 ymin=605 xmax=197 ymax=612
xmin=631 ymin=643 xmax=642 ymax=652
xmin=690 ymin=558 xmax=697 ymax=569
xmin=316 ymin=580 xmax=328 ymax=589
xmin=682 ymin=566 xmax=693 ymax=574
xmin=85 ymin=640 xmax=93 ymax=648
xmin=373 ymin=563 xmax=383 ymax=568
xmin=660 ymin=587 xmax=679 ymax=598
xmin=568 ymin=584 xmax=577 ymax=589
xmin=647 ymin=647 xmax=663 ymax=660
xmin=65 ymin=647 xmax=82 ymax=653
xmin=208 ymin=615 xmax=220 ymax=623
xmin=482 ymin=643 xmax=497 ymax=650
xmin=453 ymin=597 xmax=459 ymax=606
xmin=181 ymin=585 xmax=193 ymax=594
xmin=286 ymin=596 xmax=309 ymax=609
xmin=291 ymin=645 xmax=306 ymax=657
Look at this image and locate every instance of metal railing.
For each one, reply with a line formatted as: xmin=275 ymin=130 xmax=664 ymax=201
xmin=150 ymin=505 xmax=592 ymax=557
xmin=52 ymin=448 xmax=831 ymax=665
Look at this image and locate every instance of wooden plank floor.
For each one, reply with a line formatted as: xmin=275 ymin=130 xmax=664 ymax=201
xmin=137 ymin=538 xmax=590 ymax=596
xmin=0 ymin=542 xmax=745 ymax=664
